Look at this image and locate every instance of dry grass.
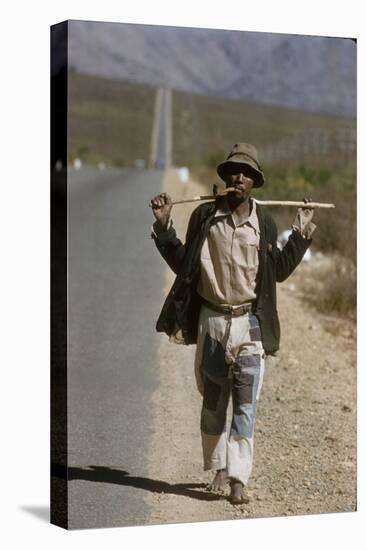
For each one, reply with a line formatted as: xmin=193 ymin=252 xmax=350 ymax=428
xmin=298 ymin=254 xmax=356 ymax=321
xmin=172 ymin=89 xmax=355 ymax=169
xmin=68 ymin=73 xmax=156 ymax=166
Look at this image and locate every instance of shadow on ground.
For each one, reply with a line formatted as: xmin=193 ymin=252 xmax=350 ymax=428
xmin=52 ymin=463 xmax=222 ymax=502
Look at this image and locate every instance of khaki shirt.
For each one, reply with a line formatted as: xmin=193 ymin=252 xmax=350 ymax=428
xmin=197 ymin=198 xmax=260 ymax=305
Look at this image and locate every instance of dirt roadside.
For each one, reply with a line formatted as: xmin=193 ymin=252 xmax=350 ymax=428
xmin=145 ymin=169 xmax=356 ymax=525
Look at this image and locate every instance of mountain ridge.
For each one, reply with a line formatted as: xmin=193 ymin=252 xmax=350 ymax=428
xmin=65 ymin=20 xmax=356 ymax=118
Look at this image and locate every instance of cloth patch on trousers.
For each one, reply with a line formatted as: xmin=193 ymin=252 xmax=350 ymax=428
xmin=203 ymin=376 xmax=222 ymax=411
xmin=233 ymin=372 xmax=255 ymax=406
xmin=201 ymin=405 xmax=227 ymax=435
xmin=232 ymin=354 xmax=261 ymax=409
xmin=202 ymin=333 xmax=228 ymax=381
xmin=231 ymin=403 xmax=256 ymax=438
xmin=235 ymin=354 xmax=261 ymax=368
xmin=249 ymin=313 xmax=262 ymax=342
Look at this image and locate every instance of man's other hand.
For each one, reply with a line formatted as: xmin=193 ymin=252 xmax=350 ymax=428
xmin=298 ymin=197 xmax=315 ymax=227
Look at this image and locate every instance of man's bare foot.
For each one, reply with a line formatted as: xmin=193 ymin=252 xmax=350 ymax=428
xmin=207 ymin=469 xmax=228 ymax=493
xmin=229 ymin=480 xmax=249 ymax=505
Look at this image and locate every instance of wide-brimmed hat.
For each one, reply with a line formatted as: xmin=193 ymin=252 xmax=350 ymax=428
xmin=217 ymin=143 xmax=265 ymax=188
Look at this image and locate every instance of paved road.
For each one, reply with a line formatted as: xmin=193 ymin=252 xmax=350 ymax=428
xmin=153 ymin=88 xmax=172 ymax=169
xmin=67 ymin=166 xmax=165 ymax=529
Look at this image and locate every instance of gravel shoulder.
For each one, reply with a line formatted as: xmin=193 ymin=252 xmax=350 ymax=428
xmin=144 ymin=169 xmax=356 ymax=525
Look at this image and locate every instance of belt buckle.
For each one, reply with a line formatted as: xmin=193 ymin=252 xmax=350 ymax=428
xmin=231 ymin=306 xmax=242 ymax=318
xmin=233 ymin=304 xmax=251 ymax=317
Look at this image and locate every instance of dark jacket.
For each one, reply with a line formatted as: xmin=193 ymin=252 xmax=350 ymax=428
xmin=152 ymin=198 xmax=311 ymax=354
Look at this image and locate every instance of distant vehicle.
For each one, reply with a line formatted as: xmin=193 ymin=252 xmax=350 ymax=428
xmin=73 ymin=158 xmax=82 ymax=170
xmin=176 ymin=167 xmax=190 ymax=183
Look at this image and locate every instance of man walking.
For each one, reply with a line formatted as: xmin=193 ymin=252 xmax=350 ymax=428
xmin=150 ymin=143 xmax=315 ymax=504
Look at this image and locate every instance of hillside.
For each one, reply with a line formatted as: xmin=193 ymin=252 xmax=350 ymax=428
xmin=172 ymin=89 xmax=355 ymax=168
xmin=68 ymin=73 xmax=355 ymax=171
xmin=65 ymin=20 xmax=356 ymax=118
xmin=68 ymin=73 xmax=155 ymax=166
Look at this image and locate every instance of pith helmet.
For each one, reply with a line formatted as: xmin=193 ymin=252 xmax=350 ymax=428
xmin=217 ymin=142 xmax=265 ymax=188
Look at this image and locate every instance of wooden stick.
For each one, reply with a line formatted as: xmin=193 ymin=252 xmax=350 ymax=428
xmin=150 ymin=188 xmax=335 ymax=208
xmin=169 ymin=187 xmax=234 ymax=205
xmin=168 ymin=195 xmax=217 ymax=205
xmin=149 ymin=187 xmax=235 ymax=206
xmin=253 ymin=199 xmax=335 ymax=208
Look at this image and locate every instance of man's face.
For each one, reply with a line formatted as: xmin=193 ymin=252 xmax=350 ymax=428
xmin=224 ymin=165 xmax=255 ymax=202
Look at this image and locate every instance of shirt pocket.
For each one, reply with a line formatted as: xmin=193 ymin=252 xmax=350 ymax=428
xmin=235 ymin=229 xmax=260 ymax=268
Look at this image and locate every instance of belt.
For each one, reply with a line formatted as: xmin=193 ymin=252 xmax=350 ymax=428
xmin=202 ymin=299 xmax=252 ymax=317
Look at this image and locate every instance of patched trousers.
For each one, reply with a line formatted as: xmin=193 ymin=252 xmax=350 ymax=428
xmin=194 ymin=303 xmax=265 ymax=486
